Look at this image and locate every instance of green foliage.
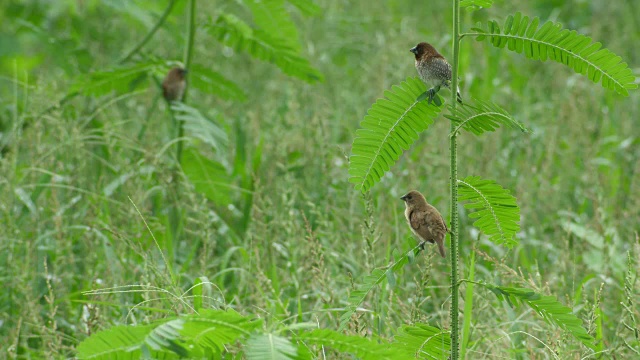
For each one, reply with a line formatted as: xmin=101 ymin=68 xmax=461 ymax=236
xmin=461 ymin=250 xmax=476 ymax=359
xmin=182 ymin=148 xmax=232 ymax=207
xmin=76 ymin=310 xmax=262 ymax=358
xmin=481 ymin=283 xmax=598 ymax=351
xmin=339 ymin=247 xmax=419 ymax=331
xmin=180 ymin=122 xmax=262 ymax=237
xmin=69 ymin=60 xmax=165 ymax=97
xmin=171 ymin=102 xmax=228 ymax=154
xmin=3 ymin=0 xmax=638 ymax=358
xmin=76 ymin=323 xmax=177 ymax=359
xmin=461 ymin=0 xmax=493 ymax=10
xmin=348 ymin=77 xmax=442 ymax=193
xmin=189 ymin=63 xmax=247 ymax=101
xmin=207 ymin=13 xmax=323 ymax=83
xmin=299 ymin=329 xmax=411 ymax=360
xmin=470 ymin=12 xmax=637 ymax=96
xmin=145 ymin=320 xmax=188 ymax=356
xmin=245 ymin=0 xmax=301 ymax=50
xmin=179 ymin=310 xmax=262 ymax=353
xmin=457 ymin=176 xmax=520 ymax=248
xmin=445 ymin=99 xmax=527 ymax=136
xmin=286 ymin=0 xmax=321 ymax=16
xmin=245 ymin=333 xmax=303 ymax=360
xmin=392 ymin=324 xmax=451 ymax=359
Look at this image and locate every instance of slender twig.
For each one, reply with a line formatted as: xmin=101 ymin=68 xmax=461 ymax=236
xmin=118 ymin=0 xmax=178 ymax=64
xmin=449 ymin=0 xmax=461 ymax=359
xmin=167 ymin=0 xmax=197 ymax=252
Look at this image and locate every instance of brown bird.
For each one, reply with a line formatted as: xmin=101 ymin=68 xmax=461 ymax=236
xmin=162 ymin=67 xmax=188 ymax=102
xmin=401 ymin=190 xmax=448 ymax=258
xmin=410 ymin=42 xmax=463 ymax=104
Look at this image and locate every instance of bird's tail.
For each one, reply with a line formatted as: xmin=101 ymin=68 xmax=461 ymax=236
xmin=456 ymin=90 xmax=463 ymax=104
xmin=436 ymin=240 xmax=446 ymax=258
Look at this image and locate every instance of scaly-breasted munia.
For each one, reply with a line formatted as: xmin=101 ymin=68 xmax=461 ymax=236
xmin=162 ymin=67 xmax=188 ymax=102
xmin=410 ymin=42 xmax=462 ymax=104
xmin=401 ymin=190 xmax=448 ymax=258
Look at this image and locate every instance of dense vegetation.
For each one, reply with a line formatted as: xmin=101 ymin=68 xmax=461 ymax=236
xmin=1 ymin=0 xmax=638 ymax=358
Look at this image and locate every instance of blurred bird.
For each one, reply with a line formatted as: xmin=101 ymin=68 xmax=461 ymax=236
xmin=401 ymin=190 xmax=448 ymax=258
xmin=410 ymin=42 xmax=463 ymax=104
xmin=162 ymin=67 xmax=188 ymax=102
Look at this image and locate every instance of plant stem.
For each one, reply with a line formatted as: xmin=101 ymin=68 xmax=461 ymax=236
xmin=450 ymin=0 xmax=461 ymax=359
xmin=118 ymin=0 xmax=178 ymax=64
xmin=176 ymin=0 xmax=196 ymax=165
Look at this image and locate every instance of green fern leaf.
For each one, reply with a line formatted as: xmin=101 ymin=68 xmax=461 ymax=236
xmin=445 ymin=98 xmax=527 ymax=136
xmin=182 ymin=148 xmax=232 ymax=206
xmin=348 ymin=77 xmax=442 ymax=193
xmin=180 ymin=309 xmax=262 ymax=354
xmin=76 ymin=323 xmax=179 ymax=359
xmin=299 ymin=329 xmax=413 ymax=360
xmin=246 ymin=333 xmax=305 ymax=360
xmin=338 ymin=247 xmax=418 ymax=331
xmin=189 ymin=63 xmax=247 ymax=101
xmin=481 ymin=283 xmax=597 ymax=351
xmin=171 ymin=102 xmax=229 ymax=154
xmin=460 ymin=0 xmax=493 ymax=10
xmin=457 ymin=176 xmax=520 ymax=247
xmin=287 ymin=0 xmax=321 ymax=16
xmin=144 ymin=320 xmax=188 ymax=356
xmin=245 ymin=0 xmax=300 ymax=50
xmin=208 ymin=14 xmax=323 ymax=83
xmin=392 ymin=324 xmax=451 ymax=359
xmin=77 ymin=310 xmax=260 ymax=358
xmin=69 ymin=60 xmax=164 ymax=97
xmin=473 ymin=12 xmax=637 ymax=96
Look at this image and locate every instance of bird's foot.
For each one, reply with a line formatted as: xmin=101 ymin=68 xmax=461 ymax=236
xmin=426 ymin=86 xmax=443 ymax=106
xmin=426 ymin=88 xmax=437 ymax=104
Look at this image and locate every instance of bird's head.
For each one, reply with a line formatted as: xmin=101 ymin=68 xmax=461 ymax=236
xmin=410 ymin=42 xmax=440 ymax=60
xmin=168 ymin=67 xmax=188 ymax=80
xmin=400 ymin=190 xmax=427 ymax=206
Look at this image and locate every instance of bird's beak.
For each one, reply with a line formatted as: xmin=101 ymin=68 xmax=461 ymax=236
xmin=400 ymin=194 xmax=408 ymax=201
xmin=409 ymin=46 xmax=418 ymax=55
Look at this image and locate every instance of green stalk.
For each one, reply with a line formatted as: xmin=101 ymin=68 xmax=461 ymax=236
xmin=168 ymin=0 xmax=196 ymax=263
xmin=449 ymin=0 xmax=461 ymax=359
xmin=176 ymin=0 xmax=197 ymax=165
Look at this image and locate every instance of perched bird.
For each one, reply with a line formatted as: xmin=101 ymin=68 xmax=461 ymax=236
xmin=410 ymin=42 xmax=463 ymax=104
xmin=162 ymin=67 xmax=188 ymax=102
xmin=401 ymin=190 xmax=448 ymax=258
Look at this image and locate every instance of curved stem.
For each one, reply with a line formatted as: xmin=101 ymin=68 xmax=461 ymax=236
xmin=450 ymin=0 xmax=461 ymax=359
xmin=118 ymin=0 xmax=178 ymax=64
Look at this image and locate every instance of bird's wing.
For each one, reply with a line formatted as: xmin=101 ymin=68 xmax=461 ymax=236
xmin=439 ymin=213 xmax=449 ymax=233
xmin=438 ymin=58 xmax=452 ymax=83
xmin=409 ymin=210 xmax=426 ymax=230
xmin=425 ymin=210 xmax=447 ymax=233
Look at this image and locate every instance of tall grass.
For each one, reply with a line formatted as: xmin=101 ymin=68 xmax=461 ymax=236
xmin=0 ymin=0 xmax=638 ymax=358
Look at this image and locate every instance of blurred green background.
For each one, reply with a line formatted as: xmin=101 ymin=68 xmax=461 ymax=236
xmin=1 ymin=0 xmax=638 ymax=358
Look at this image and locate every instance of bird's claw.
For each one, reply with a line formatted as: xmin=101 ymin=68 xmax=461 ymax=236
xmin=426 ymin=88 xmax=436 ymax=104
xmin=426 ymin=86 xmax=443 ymax=106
